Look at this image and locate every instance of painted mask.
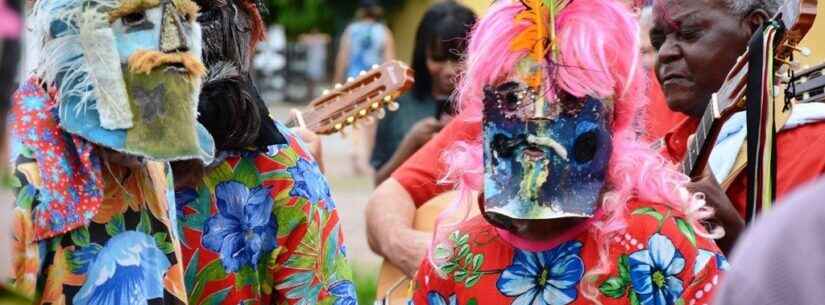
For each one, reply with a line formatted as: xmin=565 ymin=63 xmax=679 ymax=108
xmin=34 ymin=0 xmax=214 ymax=162
xmin=483 ymin=60 xmax=613 ymax=222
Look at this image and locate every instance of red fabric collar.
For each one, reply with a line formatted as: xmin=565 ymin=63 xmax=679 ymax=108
xmin=663 ymin=116 xmax=699 ymax=162
xmin=12 ymin=78 xmax=104 ymax=241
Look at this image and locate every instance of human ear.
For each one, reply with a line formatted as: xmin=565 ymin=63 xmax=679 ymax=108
xmin=744 ymin=9 xmax=771 ymax=34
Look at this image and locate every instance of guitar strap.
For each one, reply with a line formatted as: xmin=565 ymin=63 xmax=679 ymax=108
xmin=745 ymin=23 xmax=782 ymax=223
xmin=719 ymin=83 xmax=793 ymax=190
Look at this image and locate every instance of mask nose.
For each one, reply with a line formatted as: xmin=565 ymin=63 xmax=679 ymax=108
xmin=160 ymin=2 xmax=190 ymax=53
xmin=528 ymin=96 xmax=553 ymax=121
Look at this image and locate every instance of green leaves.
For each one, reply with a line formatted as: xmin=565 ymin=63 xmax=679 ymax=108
xmin=443 ymin=231 xmax=486 ymax=288
xmin=675 ymin=218 xmax=697 ymax=247
xmin=233 ymin=158 xmax=261 ymax=188
xmin=70 ymin=227 xmax=90 ymax=247
xmin=598 ymin=255 xmax=632 ymax=299
xmin=599 ymin=276 xmax=626 ymax=298
xmin=137 ymin=210 xmax=153 ymax=234
xmin=632 ymin=207 xmax=665 ymax=223
xmin=154 ymin=232 xmax=175 ymax=254
xmin=105 ymin=214 xmax=126 ymax=237
xmin=189 ymin=260 xmax=229 ymax=304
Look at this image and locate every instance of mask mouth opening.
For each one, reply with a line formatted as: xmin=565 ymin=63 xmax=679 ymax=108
xmin=164 ymin=62 xmax=188 ymax=74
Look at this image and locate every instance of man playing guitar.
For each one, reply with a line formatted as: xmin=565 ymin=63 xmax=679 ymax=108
xmin=652 ymin=0 xmax=825 ymax=252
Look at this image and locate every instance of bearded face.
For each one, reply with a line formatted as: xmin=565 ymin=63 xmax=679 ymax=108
xmin=34 ymin=0 xmax=215 ymax=162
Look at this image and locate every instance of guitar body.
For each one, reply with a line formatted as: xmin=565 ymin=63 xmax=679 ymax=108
xmin=375 ymin=191 xmax=479 ymax=304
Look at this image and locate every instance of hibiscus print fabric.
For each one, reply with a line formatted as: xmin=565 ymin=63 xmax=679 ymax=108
xmin=176 ymin=123 xmax=356 ymax=305
xmin=413 ymin=201 xmax=726 ymax=305
xmin=11 ymin=154 xmax=188 ymax=305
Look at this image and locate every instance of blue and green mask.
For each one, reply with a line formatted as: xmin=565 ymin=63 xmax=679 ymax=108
xmin=483 ymin=77 xmax=613 ymax=221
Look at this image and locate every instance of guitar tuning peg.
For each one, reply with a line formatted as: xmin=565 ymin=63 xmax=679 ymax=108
xmin=334 ymin=83 xmax=343 ymax=89
xmin=372 ymin=64 xmax=380 ymax=69
xmin=334 ymin=123 xmax=343 ymax=131
xmin=785 ymin=44 xmax=812 ymax=57
xmin=359 ymin=70 xmax=368 ymax=76
xmin=383 ymin=95 xmax=393 ymax=103
xmin=374 ymin=108 xmax=386 ymax=119
xmin=388 ymin=101 xmax=400 ymax=111
xmin=371 ymin=102 xmax=380 ymax=110
xmin=776 ymin=58 xmax=801 ymax=69
xmin=346 ymin=116 xmax=355 ymax=124
xmin=322 ymin=89 xmax=330 ymax=95
xmin=347 ymin=77 xmax=355 ymax=82
xmin=359 ymin=109 xmax=368 ymax=117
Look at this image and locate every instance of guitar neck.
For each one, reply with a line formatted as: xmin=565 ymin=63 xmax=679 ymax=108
xmin=681 ymin=62 xmax=749 ymax=176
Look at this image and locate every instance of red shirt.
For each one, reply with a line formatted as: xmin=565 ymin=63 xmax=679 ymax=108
xmin=414 ymin=201 xmax=726 ymax=305
xmin=391 ymin=111 xmax=481 ymax=207
xmin=645 ymin=73 xmax=687 ymax=140
xmin=663 ymin=117 xmax=825 ymax=217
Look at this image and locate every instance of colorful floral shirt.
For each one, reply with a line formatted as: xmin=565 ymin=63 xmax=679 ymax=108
xmin=413 ymin=201 xmax=728 ymax=305
xmin=12 ymin=150 xmax=189 ymax=305
xmin=175 ymin=123 xmax=357 ymax=305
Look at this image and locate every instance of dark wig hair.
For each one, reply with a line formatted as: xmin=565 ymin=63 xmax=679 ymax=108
xmin=411 ymin=1 xmax=477 ymax=100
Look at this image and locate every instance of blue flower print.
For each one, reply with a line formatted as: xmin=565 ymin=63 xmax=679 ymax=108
xmin=496 ymin=241 xmax=584 ymax=305
xmin=328 ymin=280 xmax=358 ymax=305
xmin=202 ymin=181 xmax=278 ymax=272
xmin=427 ymin=291 xmax=457 ymax=305
xmin=694 ymin=250 xmax=729 ymax=275
xmin=628 ymin=233 xmax=686 ymax=305
xmin=288 ymin=158 xmax=335 ymax=209
xmin=73 ymin=231 xmax=171 ymax=305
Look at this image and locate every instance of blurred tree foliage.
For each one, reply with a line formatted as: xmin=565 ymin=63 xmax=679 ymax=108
xmin=265 ymin=0 xmax=402 ymax=40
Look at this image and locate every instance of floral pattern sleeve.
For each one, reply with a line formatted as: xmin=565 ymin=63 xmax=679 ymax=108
xmin=177 ymin=123 xmax=356 ymax=305
xmin=597 ymin=202 xmax=729 ymax=305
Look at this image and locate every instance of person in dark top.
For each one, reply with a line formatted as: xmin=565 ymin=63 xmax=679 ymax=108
xmin=370 ymin=1 xmax=477 ymax=184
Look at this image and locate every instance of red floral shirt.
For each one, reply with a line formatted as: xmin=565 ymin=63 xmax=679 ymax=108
xmin=413 ymin=201 xmax=727 ymax=305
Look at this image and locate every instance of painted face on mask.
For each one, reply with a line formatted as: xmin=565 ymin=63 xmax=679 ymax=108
xmin=37 ymin=0 xmax=214 ymax=162
xmin=482 ymin=62 xmax=613 ymax=224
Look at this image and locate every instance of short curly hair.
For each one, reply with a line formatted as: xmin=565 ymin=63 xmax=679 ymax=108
xmin=722 ymin=0 xmax=782 ymax=16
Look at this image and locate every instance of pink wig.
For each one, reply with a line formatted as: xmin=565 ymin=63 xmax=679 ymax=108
xmin=434 ymin=0 xmax=720 ymax=302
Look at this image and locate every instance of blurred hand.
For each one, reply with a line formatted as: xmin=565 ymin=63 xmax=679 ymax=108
xmin=292 ymin=127 xmax=324 ymax=173
xmin=400 ymin=117 xmax=445 ymax=154
xmin=686 ymin=165 xmax=743 ymax=254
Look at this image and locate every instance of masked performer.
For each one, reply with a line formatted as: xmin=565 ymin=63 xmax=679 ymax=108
xmin=412 ymin=1 xmax=728 ymax=304
xmin=9 ymin=0 xmax=216 ymax=303
xmin=171 ymin=0 xmax=356 ymax=303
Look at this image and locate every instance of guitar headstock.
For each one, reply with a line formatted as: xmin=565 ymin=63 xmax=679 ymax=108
xmin=774 ymin=0 xmax=818 ymax=64
xmin=789 ymin=62 xmax=825 ymax=103
xmin=296 ymin=61 xmax=414 ymax=135
xmin=715 ymin=0 xmax=818 ymax=112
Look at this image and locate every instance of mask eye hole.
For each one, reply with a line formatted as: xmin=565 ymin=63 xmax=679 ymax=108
xmin=122 ymin=11 xmax=147 ymax=26
xmin=573 ymin=131 xmax=598 ymax=163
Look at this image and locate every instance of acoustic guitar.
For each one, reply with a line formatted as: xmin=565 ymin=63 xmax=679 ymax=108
xmin=284 ymin=61 xmax=415 ymax=134
xmin=375 ymin=191 xmax=479 ymax=305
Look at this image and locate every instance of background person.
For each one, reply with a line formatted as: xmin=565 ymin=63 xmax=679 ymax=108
xmin=333 ymin=0 xmax=396 ymax=177
xmin=370 ymin=1 xmax=477 ymax=185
